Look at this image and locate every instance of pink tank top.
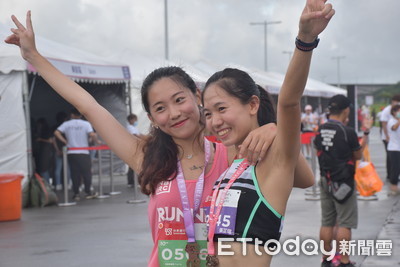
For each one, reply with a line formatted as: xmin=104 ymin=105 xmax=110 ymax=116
xmin=147 ymin=142 xmax=228 ymax=266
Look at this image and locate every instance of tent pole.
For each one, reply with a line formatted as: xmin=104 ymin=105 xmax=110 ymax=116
xmin=22 ymin=72 xmax=34 ymax=177
xmin=28 ymin=75 xmax=36 ymax=101
xmin=127 ymin=81 xmax=132 ymax=114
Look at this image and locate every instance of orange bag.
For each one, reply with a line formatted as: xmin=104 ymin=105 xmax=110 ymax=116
xmin=355 ymin=161 xmax=383 ymax=197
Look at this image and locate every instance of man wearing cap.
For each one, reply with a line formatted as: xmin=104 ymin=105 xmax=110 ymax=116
xmin=314 ymin=94 xmax=369 ymax=267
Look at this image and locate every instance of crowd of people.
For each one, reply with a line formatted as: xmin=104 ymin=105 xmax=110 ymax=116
xmin=7 ymin=1 xmax=399 ymax=267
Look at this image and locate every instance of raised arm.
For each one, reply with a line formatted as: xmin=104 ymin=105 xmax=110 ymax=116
xmin=274 ymin=0 xmax=334 ymax=166
xmin=5 ymin=11 xmax=144 ymax=172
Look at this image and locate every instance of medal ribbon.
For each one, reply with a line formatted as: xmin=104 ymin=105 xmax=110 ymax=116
xmin=207 ymin=159 xmax=249 ymax=256
xmin=176 ymin=138 xmax=211 ymax=243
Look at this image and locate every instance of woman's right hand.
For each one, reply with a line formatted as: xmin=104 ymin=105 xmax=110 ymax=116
xmin=4 ymin=11 xmax=38 ymax=62
xmin=238 ymin=123 xmax=277 ymax=165
xmin=298 ymin=0 xmax=335 ymax=42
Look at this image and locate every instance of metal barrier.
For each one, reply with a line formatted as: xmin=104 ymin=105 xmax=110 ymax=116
xmin=96 ymin=149 xmax=110 ymax=199
xmin=58 ymin=145 xmax=129 ymax=206
xmin=303 ymin=135 xmax=320 ymax=201
xmin=127 ymin=170 xmax=146 ymax=204
xmin=109 ymin=150 xmax=121 ymax=196
xmin=58 ymin=146 xmax=77 ymax=207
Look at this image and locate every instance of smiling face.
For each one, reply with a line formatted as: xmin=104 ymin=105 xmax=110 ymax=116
xmin=147 ymin=77 xmax=201 ymax=141
xmin=203 ymin=83 xmax=259 ymax=147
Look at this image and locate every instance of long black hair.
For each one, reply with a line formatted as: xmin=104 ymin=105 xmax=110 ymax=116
xmin=139 ymin=66 xmax=203 ymax=195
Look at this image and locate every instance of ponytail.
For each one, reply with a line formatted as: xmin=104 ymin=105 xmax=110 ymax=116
xmin=256 ymin=85 xmax=277 ymax=125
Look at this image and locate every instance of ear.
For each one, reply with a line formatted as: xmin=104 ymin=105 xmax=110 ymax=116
xmin=147 ymin=113 xmax=155 ymax=125
xmin=248 ymin=95 xmax=260 ymax=116
xmin=195 ymin=88 xmax=202 ymax=106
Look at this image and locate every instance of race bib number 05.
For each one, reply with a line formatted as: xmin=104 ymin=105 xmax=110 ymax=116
xmin=158 ymin=240 xmax=207 ymax=266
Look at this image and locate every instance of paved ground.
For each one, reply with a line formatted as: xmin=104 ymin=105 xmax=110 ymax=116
xmin=0 ymin=127 xmax=399 ymax=267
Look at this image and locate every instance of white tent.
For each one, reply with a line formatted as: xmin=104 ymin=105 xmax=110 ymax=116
xmin=194 ymin=60 xmax=346 ymax=97
xmin=262 ymin=71 xmax=346 ymax=98
xmin=0 ymin=24 xmax=131 ymax=184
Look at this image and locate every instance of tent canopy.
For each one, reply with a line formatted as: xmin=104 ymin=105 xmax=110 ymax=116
xmin=194 ymin=59 xmax=347 ymax=98
xmin=0 ymin=24 xmax=130 ymax=83
xmin=0 ymin=24 xmax=131 ymax=181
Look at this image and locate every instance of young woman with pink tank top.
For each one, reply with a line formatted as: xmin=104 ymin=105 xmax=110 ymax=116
xmin=6 ymin=14 xmax=314 ymax=266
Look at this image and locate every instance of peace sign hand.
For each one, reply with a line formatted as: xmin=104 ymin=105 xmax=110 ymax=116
xmin=4 ymin=10 xmax=38 ymax=62
xmin=298 ymin=0 xmax=335 ymax=42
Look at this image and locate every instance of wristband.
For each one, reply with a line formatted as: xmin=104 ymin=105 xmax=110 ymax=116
xmin=295 ymin=37 xmax=320 ymax=52
xmin=363 ymin=131 xmax=370 ymax=136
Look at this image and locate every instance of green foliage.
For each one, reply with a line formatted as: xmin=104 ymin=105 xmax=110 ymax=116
xmin=373 ymin=82 xmax=400 ymax=103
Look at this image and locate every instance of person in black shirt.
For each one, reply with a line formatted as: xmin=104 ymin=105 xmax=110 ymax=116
xmin=314 ymin=94 xmax=369 ymax=267
xmin=35 ymin=117 xmax=53 ymax=184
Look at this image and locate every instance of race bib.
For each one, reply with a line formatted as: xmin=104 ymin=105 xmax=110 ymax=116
xmin=205 ymin=189 xmax=241 ymax=236
xmin=158 ymin=221 xmax=208 ymax=266
xmin=158 ymin=240 xmax=208 ymax=266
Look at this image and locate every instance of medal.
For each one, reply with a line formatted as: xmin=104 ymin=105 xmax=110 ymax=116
xmin=176 ymin=139 xmax=211 ymax=266
xmin=185 ymin=242 xmax=200 ymax=254
xmin=206 ymin=254 xmax=219 ymax=266
xmin=185 ymin=242 xmax=200 ymax=267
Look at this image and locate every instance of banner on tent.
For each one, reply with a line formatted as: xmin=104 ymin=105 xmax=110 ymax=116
xmin=27 ymin=58 xmax=131 ymax=82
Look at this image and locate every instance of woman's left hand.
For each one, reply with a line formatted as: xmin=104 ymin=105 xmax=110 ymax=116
xmin=4 ymin=11 xmax=38 ymax=62
xmin=298 ymin=0 xmax=335 ymax=42
xmin=238 ymin=123 xmax=277 ymax=165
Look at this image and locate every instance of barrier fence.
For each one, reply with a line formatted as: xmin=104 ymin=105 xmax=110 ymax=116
xmin=57 ymin=133 xmax=376 ymax=206
xmin=300 ymin=133 xmax=320 ymax=201
xmin=58 ymin=145 xmax=144 ymax=207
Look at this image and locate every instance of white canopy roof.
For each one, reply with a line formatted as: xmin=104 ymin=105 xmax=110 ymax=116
xmin=262 ymin=70 xmax=347 ymax=97
xmin=103 ymin=51 xmax=209 ymax=89
xmin=0 ymin=24 xmax=130 ymax=83
xmin=194 ymin=59 xmax=347 ymax=97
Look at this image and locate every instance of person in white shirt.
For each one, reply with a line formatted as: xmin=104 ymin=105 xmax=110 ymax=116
xmin=127 ymin=113 xmax=140 ymax=136
xmin=379 ymin=94 xmax=400 ymax=180
xmin=387 ymin=105 xmax=400 ymax=195
xmin=301 ymin=104 xmax=318 ymax=132
xmin=55 ymin=108 xmax=99 ymax=201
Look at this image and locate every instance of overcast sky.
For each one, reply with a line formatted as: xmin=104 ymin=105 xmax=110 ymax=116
xmin=1 ymin=0 xmax=399 ymax=85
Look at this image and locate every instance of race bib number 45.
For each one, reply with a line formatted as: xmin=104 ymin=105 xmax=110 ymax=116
xmin=205 ymin=189 xmax=241 ymax=236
